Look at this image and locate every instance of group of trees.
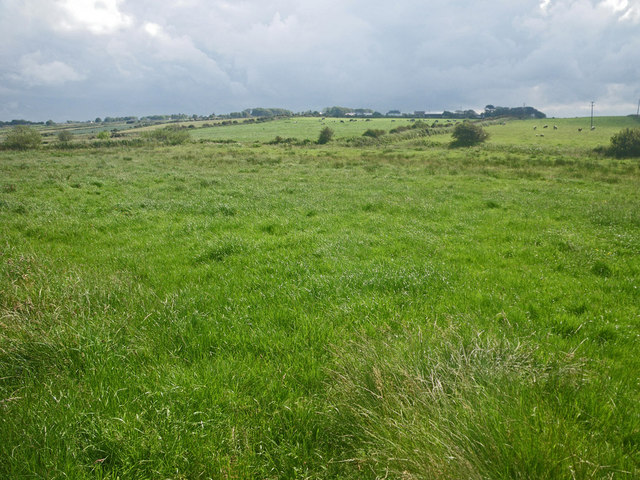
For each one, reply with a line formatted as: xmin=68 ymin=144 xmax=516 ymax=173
xmin=483 ymin=105 xmax=546 ymax=119
xmin=0 ymin=119 xmax=45 ymax=127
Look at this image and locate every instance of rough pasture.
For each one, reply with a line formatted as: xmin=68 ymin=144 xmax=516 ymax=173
xmin=1 ymin=118 xmax=639 ymax=479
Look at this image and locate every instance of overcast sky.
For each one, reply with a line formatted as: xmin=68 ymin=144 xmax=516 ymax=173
xmin=1 ymin=0 xmax=639 ymax=121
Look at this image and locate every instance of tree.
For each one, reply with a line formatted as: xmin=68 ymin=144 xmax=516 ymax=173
xmin=2 ymin=125 xmax=42 ymax=150
xmin=450 ymin=122 xmax=488 ymax=147
xmin=318 ymin=127 xmax=334 ymax=144
xmin=323 ymin=106 xmax=352 ymax=117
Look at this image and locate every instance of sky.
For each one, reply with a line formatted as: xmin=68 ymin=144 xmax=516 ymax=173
xmin=1 ymin=0 xmax=639 ymax=121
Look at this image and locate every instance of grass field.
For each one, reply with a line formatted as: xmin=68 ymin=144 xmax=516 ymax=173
xmin=1 ymin=117 xmax=639 ymax=478
xmin=189 ymin=117 xmax=440 ymax=143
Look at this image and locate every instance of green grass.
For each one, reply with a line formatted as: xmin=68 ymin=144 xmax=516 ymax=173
xmin=484 ymin=116 xmax=640 ymax=149
xmin=1 ymin=124 xmax=639 ymax=478
xmin=189 ymin=117 xmax=448 ymax=143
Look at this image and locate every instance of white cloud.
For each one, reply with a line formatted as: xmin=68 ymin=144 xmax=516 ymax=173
xmin=599 ymin=0 xmax=640 ymax=21
xmin=144 ymin=22 xmax=162 ymax=37
xmin=58 ymin=0 xmax=132 ymax=34
xmin=7 ymin=52 xmax=85 ymax=87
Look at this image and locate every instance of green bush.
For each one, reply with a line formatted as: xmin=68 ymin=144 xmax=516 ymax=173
xmin=2 ymin=126 xmax=42 ymax=150
xmin=96 ymin=131 xmax=111 ymax=140
xmin=144 ymin=126 xmax=190 ymax=145
xmin=450 ymin=122 xmax=488 ymax=147
xmin=57 ymin=130 xmax=73 ymax=145
xmin=317 ymin=127 xmax=334 ymax=144
xmin=362 ymin=129 xmax=386 ymax=139
xmin=608 ymin=128 xmax=640 ymax=158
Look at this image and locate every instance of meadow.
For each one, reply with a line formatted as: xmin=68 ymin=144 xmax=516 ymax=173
xmin=1 ymin=116 xmax=639 ymax=479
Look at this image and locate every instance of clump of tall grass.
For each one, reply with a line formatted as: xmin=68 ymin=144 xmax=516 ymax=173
xmin=325 ymin=322 xmax=630 ymax=479
xmin=142 ymin=125 xmax=191 ymax=145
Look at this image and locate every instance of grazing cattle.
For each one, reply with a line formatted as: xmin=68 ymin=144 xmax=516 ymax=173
xmin=578 ymin=128 xmax=583 ymax=132
xmin=543 ymin=125 xmax=548 ymax=128
xmin=591 ymin=126 xmax=596 ymax=130
xmin=534 ymin=126 xmax=537 ymax=130
xmin=553 ymin=125 xmax=558 ymax=130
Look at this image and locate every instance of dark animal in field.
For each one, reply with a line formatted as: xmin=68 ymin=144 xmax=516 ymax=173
xmin=591 ymin=126 xmax=596 ymax=130
xmin=578 ymin=128 xmax=583 ymax=132
xmin=534 ymin=126 xmax=537 ymax=130
xmin=553 ymin=125 xmax=558 ymax=130
xmin=543 ymin=125 xmax=548 ymax=128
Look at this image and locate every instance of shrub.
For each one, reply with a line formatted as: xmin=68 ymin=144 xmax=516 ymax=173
xmin=362 ymin=129 xmax=386 ymax=139
xmin=57 ymin=130 xmax=73 ymax=145
xmin=144 ymin=126 xmax=190 ymax=145
xmin=318 ymin=127 xmax=334 ymax=144
xmin=608 ymin=128 xmax=640 ymax=158
xmin=3 ymin=126 xmax=42 ymax=150
xmin=96 ymin=131 xmax=111 ymax=140
xmin=389 ymin=125 xmax=411 ymax=134
xmin=450 ymin=122 xmax=488 ymax=147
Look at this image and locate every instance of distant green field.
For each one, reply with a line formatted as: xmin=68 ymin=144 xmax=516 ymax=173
xmin=484 ymin=116 xmax=640 ymax=149
xmin=186 ymin=115 xmax=640 ymax=149
xmin=1 ymin=117 xmax=639 ymax=478
xmin=189 ymin=117 xmax=452 ymax=142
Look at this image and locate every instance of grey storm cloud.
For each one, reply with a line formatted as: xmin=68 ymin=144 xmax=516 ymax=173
xmin=1 ymin=0 xmax=639 ymax=120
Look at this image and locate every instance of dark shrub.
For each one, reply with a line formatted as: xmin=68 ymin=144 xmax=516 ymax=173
xmin=608 ymin=128 xmax=640 ymax=158
xmin=450 ymin=122 xmax=489 ymax=147
xmin=318 ymin=127 xmax=334 ymax=144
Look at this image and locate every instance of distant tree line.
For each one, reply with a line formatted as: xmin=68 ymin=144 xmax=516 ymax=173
xmin=1 ymin=105 xmax=546 ymax=126
xmin=319 ymin=105 xmax=546 ymax=119
xmin=482 ymin=105 xmax=546 ymax=119
xmin=0 ymin=119 xmax=45 ymax=126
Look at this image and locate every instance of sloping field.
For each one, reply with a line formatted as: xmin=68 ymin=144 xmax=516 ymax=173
xmin=1 ymin=125 xmax=639 ymax=478
xmin=189 ymin=117 xmax=450 ymax=143
xmin=484 ymin=116 xmax=640 ymax=149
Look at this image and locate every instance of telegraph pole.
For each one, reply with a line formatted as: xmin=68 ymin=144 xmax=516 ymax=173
xmin=590 ymin=101 xmax=595 ymax=130
xmin=636 ymin=98 xmax=639 ymax=118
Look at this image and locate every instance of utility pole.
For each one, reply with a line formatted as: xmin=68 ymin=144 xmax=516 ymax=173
xmin=590 ymin=101 xmax=595 ymax=130
xmin=636 ymin=98 xmax=639 ymax=117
